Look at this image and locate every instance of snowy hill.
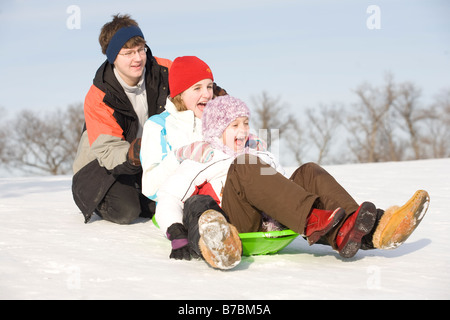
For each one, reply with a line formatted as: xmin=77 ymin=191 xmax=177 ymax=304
xmin=1 ymin=158 xmax=449 ymax=300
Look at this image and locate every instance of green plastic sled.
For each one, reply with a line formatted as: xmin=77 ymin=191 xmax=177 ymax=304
xmin=153 ymin=215 xmax=299 ymax=256
xmin=239 ymin=229 xmax=299 ymax=256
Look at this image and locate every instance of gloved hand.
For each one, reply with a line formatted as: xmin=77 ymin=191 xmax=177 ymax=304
xmin=127 ymin=138 xmax=141 ymax=166
xmin=175 ymin=141 xmax=214 ymax=163
xmin=246 ymin=133 xmax=267 ymax=151
xmin=166 ymin=223 xmax=200 ymax=260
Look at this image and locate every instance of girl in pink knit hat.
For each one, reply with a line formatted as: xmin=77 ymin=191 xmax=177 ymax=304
xmin=156 ymin=95 xmax=429 ymax=270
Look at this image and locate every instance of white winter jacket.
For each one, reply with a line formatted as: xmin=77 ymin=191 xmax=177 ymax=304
xmin=155 ymin=149 xmax=285 ymax=234
xmin=141 ymin=98 xmax=203 ymax=200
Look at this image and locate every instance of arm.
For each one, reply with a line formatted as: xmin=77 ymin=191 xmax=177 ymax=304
xmin=84 ymin=85 xmax=140 ymax=175
xmin=141 ymin=114 xmax=180 ymax=200
xmin=155 ymin=160 xmax=208 ymax=261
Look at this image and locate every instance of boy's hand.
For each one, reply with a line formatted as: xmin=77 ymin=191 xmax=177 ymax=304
xmin=127 ymin=138 xmax=142 ymax=166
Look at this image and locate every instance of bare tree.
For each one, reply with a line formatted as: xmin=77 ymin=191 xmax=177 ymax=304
xmin=250 ymin=91 xmax=309 ymax=166
xmin=347 ymin=73 xmax=397 ymax=162
xmin=2 ymin=103 xmax=84 ymax=175
xmin=422 ymin=88 xmax=450 ymax=158
xmin=393 ymin=82 xmax=428 ymax=160
xmin=285 ymin=117 xmax=307 ymax=165
xmin=251 ymin=91 xmax=297 ymax=149
xmin=306 ymin=103 xmax=343 ymax=164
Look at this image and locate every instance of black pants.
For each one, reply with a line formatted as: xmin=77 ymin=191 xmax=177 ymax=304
xmin=183 ymin=195 xmax=228 ymax=256
xmin=95 ymin=174 xmax=156 ymax=224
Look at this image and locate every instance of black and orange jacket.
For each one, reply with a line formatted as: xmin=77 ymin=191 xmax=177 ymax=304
xmin=72 ymin=48 xmax=171 ymax=222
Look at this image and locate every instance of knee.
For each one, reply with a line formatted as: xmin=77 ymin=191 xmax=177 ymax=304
xmin=299 ymin=162 xmax=324 ymax=174
xmin=97 ymin=197 xmax=141 ymax=225
xmin=291 ymin=162 xmax=324 ymax=180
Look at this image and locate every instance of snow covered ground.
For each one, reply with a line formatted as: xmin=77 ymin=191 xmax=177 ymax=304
xmin=0 ymin=158 xmax=449 ymax=300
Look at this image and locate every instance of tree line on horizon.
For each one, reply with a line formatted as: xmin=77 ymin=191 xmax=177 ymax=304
xmin=0 ymin=73 xmax=449 ymax=176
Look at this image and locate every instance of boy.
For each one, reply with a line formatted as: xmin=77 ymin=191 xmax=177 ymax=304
xmin=72 ymin=14 xmax=171 ymax=224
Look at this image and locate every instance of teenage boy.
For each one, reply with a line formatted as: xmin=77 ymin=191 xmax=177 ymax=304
xmin=72 ymin=14 xmax=172 ymax=224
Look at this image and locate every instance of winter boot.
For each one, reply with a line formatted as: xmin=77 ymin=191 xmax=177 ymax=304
xmin=198 ymin=209 xmax=242 ymax=270
xmin=361 ymin=208 xmax=385 ymax=250
xmin=336 ymin=202 xmax=377 ymax=258
xmin=305 ymin=208 xmax=346 ymax=245
xmin=372 ymin=190 xmax=430 ymax=249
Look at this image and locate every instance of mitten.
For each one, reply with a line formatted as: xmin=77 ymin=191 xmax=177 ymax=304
xmin=246 ymin=133 xmax=267 ymax=151
xmin=175 ymin=141 xmax=214 ymax=163
xmin=127 ymin=138 xmax=141 ymax=166
xmin=167 ymin=223 xmax=194 ymax=260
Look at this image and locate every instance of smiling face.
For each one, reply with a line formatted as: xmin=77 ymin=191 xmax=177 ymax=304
xmin=113 ymin=44 xmax=147 ymax=86
xmin=180 ymin=79 xmax=214 ymax=118
xmin=222 ymin=116 xmax=250 ymax=153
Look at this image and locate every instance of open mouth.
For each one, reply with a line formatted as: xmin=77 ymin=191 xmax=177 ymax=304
xmin=235 ymin=136 xmax=247 ymax=149
xmin=197 ymin=102 xmax=207 ymax=111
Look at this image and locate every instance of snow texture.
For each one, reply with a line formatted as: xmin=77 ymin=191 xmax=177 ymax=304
xmin=0 ymin=158 xmax=449 ymax=300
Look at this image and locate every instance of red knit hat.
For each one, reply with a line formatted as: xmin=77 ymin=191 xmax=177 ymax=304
xmin=169 ymin=56 xmax=214 ymax=98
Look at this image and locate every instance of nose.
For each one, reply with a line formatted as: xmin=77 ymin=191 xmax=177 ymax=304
xmin=133 ymin=51 xmax=143 ymax=61
xmin=202 ymin=86 xmax=213 ymax=100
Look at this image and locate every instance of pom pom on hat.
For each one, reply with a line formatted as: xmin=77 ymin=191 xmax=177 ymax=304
xmin=202 ymin=95 xmax=250 ymax=142
xmin=169 ymin=56 xmax=214 ymax=98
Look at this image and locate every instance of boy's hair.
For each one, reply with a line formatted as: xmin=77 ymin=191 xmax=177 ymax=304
xmin=99 ymin=14 xmax=146 ymax=55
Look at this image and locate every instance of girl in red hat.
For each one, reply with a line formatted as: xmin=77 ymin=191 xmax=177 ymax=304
xmin=141 ymin=56 xmax=219 ymax=203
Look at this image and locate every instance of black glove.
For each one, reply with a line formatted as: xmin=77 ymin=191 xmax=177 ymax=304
xmin=167 ymin=223 xmax=199 ymax=260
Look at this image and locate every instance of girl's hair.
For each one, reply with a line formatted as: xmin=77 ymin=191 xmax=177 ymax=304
xmin=99 ymin=14 xmax=146 ymax=55
xmin=170 ymin=95 xmax=187 ymax=112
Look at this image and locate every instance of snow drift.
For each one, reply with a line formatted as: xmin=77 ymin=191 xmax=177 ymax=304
xmin=0 ymin=158 xmax=449 ymax=300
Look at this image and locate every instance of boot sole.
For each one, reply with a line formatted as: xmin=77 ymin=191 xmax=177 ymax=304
xmin=198 ymin=210 xmax=242 ymax=270
xmin=373 ymin=190 xmax=430 ymax=249
xmin=307 ymin=208 xmax=346 ymax=245
xmin=338 ymin=202 xmax=377 ymax=258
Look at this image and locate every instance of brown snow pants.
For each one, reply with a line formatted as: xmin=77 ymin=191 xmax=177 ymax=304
xmin=221 ymin=154 xmax=360 ymax=249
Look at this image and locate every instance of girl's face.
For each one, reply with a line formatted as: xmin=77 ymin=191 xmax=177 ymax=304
xmin=181 ymin=79 xmax=214 ymax=118
xmin=222 ymin=117 xmax=250 ymax=153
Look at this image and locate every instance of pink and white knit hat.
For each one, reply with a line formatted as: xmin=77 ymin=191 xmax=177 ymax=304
xmin=202 ymin=95 xmax=250 ymax=143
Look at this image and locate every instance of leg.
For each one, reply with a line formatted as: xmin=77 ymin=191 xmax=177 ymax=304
xmin=95 ymin=174 xmax=142 ymax=224
xmin=183 ymin=195 xmax=226 ymax=256
xmin=289 ymin=162 xmax=361 ymax=248
xmin=289 ymin=162 xmax=359 ymax=214
xmin=184 ymin=195 xmax=241 ymax=270
xmin=222 ymin=155 xmax=318 ymax=234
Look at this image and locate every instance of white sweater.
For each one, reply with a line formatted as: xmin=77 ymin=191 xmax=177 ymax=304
xmin=141 ymin=98 xmax=203 ymax=200
xmin=155 ymin=149 xmax=285 ymax=234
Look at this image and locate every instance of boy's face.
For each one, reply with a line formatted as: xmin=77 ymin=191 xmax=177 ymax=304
xmin=114 ymin=44 xmax=147 ymax=86
xmin=222 ymin=117 xmax=250 ymax=153
xmin=181 ymin=79 xmax=214 ymax=119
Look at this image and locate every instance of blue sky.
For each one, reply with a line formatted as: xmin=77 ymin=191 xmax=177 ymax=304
xmin=1 ymin=0 xmax=449 ymax=117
